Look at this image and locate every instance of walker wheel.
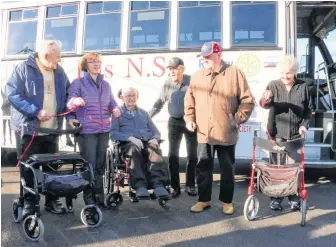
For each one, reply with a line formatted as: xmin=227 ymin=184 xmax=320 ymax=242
xmin=243 ymin=195 xmax=259 ymax=221
xmin=300 ymin=199 xmax=307 ymax=227
xmin=80 ymin=205 xmax=103 ymax=228
xmin=22 ymin=215 xmax=44 ymax=241
xmin=158 ymin=198 xmax=169 ymax=210
xmin=12 ymin=199 xmax=23 ymax=223
xmin=106 ymin=192 xmax=123 ymax=208
xmin=66 ymin=197 xmax=74 ymax=213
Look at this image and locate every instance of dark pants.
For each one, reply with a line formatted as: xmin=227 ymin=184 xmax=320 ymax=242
xmin=168 ymin=117 xmax=197 ymax=190
xmin=270 ymin=138 xmax=300 ymax=204
xmin=21 ymin=134 xmax=59 ymax=203
xmin=120 ymin=141 xmax=169 ymax=190
xmin=76 ymin=133 xmax=109 ymax=203
xmin=197 ymin=143 xmax=235 ymax=203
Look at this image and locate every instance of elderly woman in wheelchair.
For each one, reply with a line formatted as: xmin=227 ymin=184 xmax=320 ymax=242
xmin=110 ymin=87 xmax=170 ymax=202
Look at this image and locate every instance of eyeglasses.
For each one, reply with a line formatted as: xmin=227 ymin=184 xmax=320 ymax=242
xmin=87 ymin=60 xmax=102 ymax=64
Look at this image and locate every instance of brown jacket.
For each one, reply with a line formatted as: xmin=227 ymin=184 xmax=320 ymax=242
xmin=184 ymin=63 xmax=255 ymax=145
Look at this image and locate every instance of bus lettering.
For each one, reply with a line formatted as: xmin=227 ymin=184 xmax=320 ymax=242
xmin=126 ymin=57 xmax=144 ymax=77
xmin=153 ymin=56 xmax=165 ymax=77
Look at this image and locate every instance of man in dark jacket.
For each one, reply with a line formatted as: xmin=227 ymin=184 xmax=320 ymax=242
xmin=259 ymin=56 xmax=313 ymax=211
xmin=6 ymin=40 xmax=70 ymax=217
xmin=111 ymin=87 xmax=170 ymax=199
xmin=149 ymin=57 xmax=197 ymax=198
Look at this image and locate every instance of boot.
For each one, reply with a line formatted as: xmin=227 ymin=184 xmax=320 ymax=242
xmin=190 ymin=201 xmax=211 ymax=213
xmin=45 ymin=195 xmax=66 ymax=214
xmin=223 ymin=203 xmax=234 ymax=215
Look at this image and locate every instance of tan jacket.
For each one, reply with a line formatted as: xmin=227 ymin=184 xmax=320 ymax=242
xmin=184 ymin=63 xmax=255 ymax=145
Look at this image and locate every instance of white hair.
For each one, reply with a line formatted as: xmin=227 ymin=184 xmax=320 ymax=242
xmin=277 ymin=55 xmax=299 ymax=74
xmin=121 ymin=87 xmax=139 ymax=96
xmin=37 ymin=40 xmax=62 ymax=56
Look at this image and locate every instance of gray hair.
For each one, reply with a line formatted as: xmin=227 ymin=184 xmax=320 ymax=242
xmin=37 ymin=40 xmax=62 ymax=56
xmin=121 ymin=87 xmax=139 ymax=96
xmin=277 ymin=55 xmax=299 ymax=74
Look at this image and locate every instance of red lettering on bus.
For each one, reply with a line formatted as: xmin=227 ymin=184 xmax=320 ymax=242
xmin=104 ymin=65 xmax=113 ymax=78
xmin=126 ymin=57 xmax=144 ymax=77
xmin=153 ymin=56 xmax=166 ymax=77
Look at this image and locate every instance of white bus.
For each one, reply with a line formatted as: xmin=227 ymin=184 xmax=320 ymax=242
xmin=1 ymin=1 xmax=335 ymax=167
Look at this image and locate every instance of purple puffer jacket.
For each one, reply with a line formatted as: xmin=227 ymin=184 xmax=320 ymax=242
xmin=66 ymin=72 xmax=118 ymax=134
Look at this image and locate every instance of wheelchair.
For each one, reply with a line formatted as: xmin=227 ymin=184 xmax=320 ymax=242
xmin=12 ymin=123 xmax=103 ymax=242
xmin=103 ymin=140 xmax=171 ymax=209
xmin=243 ymin=130 xmax=307 ymax=227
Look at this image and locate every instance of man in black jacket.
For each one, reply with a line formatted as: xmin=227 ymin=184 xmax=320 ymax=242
xmin=149 ymin=57 xmax=197 ymax=198
xmin=260 ymin=56 xmax=313 ymax=211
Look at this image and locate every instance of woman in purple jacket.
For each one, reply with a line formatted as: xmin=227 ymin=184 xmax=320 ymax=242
xmin=67 ymin=52 xmax=120 ymax=208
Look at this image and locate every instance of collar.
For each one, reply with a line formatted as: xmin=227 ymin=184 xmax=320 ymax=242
xmin=83 ymin=72 xmax=104 ymax=83
xmin=122 ymin=104 xmax=138 ymax=112
xmin=204 ymin=61 xmax=228 ymax=76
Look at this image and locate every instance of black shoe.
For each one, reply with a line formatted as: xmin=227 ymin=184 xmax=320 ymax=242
xmin=83 ymin=189 xmax=96 ymax=205
xmin=23 ymin=195 xmax=36 ymax=218
xmin=45 ymin=198 xmax=66 ymax=214
xmin=97 ymin=202 xmax=109 ymax=210
xmin=270 ymin=200 xmax=283 ymax=211
xmin=289 ymin=201 xmax=300 ymax=211
xmin=171 ymin=188 xmax=181 ymax=198
xmin=186 ymin=187 xmax=197 ymax=196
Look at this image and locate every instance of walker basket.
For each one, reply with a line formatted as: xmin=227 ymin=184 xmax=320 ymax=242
xmin=255 ymin=162 xmax=300 ymax=198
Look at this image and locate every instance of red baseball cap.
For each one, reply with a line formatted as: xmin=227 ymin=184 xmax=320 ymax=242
xmin=197 ymin=41 xmax=223 ymax=57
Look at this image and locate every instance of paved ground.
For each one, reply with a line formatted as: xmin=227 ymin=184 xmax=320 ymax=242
xmin=1 ymin=162 xmax=336 ymax=247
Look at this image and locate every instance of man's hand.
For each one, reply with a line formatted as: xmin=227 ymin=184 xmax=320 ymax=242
xmin=186 ymin=121 xmax=197 ymax=132
xmin=128 ymin=136 xmax=144 ymax=149
xmin=68 ymin=119 xmax=80 ymax=128
xmin=148 ymin=139 xmax=159 ymax=147
xmin=112 ymin=107 xmax=121 ymax=117
xmin=299 ymin=126 xmax=308 ymax=139
xmin=37 ymin=109 xmax=52 ymax=122
xmin=262 ymin=90 xmax=273 ymax=103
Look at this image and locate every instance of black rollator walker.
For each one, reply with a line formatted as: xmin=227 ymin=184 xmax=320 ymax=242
xmin=244 ymin=130 xmax=308 ymax=227
xmin=12 ymin=123 xmax=103 ymax=241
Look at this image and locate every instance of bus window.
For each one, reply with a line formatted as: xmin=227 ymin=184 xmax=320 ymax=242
xmin=178 ymin=1 xmax=221 ymax=47
xmin=231 ymin=1 xmax=277 ymax=46
xmin=296 ymin=38 xmax=309 ymax=74
xmin=84 ymin=1 xmax=121 ymax=51
xmin=44 ymin=4 xmax=78 ymax=52
xmin=6 ymin=9 xmax=38 ymax=55
xmin=129 ymin=1 xmax=170 ymax=49
xmin=315 ymin=46 xmax=326 ymax=80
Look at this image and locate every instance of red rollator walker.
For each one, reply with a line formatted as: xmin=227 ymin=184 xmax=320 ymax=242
xmin=244 ymin=130 xmax=307 ymax=227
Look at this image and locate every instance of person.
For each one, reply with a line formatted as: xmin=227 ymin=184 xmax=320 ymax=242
xmin=6 ymin=40 xmax=70 ymax=216
xmin=111 ymin=87 xmax=170 ymax=199
xmin=259 ymin=55 xmax=313 ymax=211
xmin=1 ymin=84 xmax=12 ymax=146
xmin=67 ymin=52 xmax=121 ymax=208
xmin=149 ymin=57 xmax=197 ymax=198
xmin=184 ymin=41 xmax=255 ymax=214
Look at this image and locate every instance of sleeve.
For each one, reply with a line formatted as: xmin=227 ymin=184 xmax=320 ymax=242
xmin=110 ymin=117 xmax=132 ymax=141
xmin=300 ymin=84 xmax=313 ymax=129
xmin=66 ymin=79 xmax=81 ymax=120
xmin=183 ymin=76 xmax=196 ymax=123
xmin=147 ymin=112 xmax=161 ymax=140
xmin=6 ymin=63 xmax=41 ymax=117
xmin=148 ymin=81 xmax=168 ymax=118
xmin=234 ymin=68 xmax=255 ymax=124
xmin=108 ymin=85 xmax=118 ymax=111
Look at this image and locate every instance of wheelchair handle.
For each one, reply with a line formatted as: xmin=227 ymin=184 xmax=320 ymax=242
xmin=30 ymin=122 xmax=83 ymax=135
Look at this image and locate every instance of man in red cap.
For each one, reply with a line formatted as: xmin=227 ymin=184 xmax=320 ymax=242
xmin=184 ymin=41 xmax=255 ymax=214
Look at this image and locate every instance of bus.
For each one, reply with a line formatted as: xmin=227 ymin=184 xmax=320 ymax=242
xmin=1 ymin=0 xmax=335 ymax=167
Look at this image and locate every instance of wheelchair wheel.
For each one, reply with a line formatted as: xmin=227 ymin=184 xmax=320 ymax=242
xmin=300 ymin=199 xmax=307 ymax=227
xmin=22 ymin=215 xmax=44 ymax=242
xmin=80 ymin=205 xmax=103 ymax=228
xmin=66 ymin=197 xmax=74 ymax=213
xmin=106 ymin=192 xmax=123 ymax=208
xmin=243 ymin=195 xmax=259 ymax=221
xmin=103 ymin=149 xmax=112 ymax=195
xmin=13 ymin=199 xmax=23 ymax=223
